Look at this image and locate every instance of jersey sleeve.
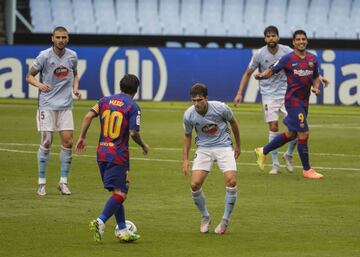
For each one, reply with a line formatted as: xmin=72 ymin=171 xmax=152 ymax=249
xmin=129 ymin=105 xmax=141 ymax=132
xmin=221 ymin=103 xmax=234 ymax=121
xmin=271 ymin=54 xmax=288 ymax=74
xmin=90 ymin=100 xmax=100 ymax=116
xmin=248 ymin=51 xmax=260 ymax=71
xmin=183 ymin=111 xmax=193 ymax=135
xmin=32 ymin=51 xmax=46 ymax=71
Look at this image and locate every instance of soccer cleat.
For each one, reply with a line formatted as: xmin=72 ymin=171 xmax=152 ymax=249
xmin=37 ymin=184 xmax=47 ymax=196
xmin=116 ymin=230 xmax=140 ymax=243
xmin=254 ymin=147 xmax=266 ymax=171
xmin=200 ymin=216 xmax=211 ymax=233
xmin=282 ymin=153 xmax=294 ymax=172
xmin=269 ymin=164 xmax=280 ymax=175
xmin=89 ymin=219 xmax=105 ymax=242
xmin=57 ymin=183 xmax=71 ymax=195
xmin=214 ymin=219 xmax=229 ymax=234
xmin=303 ymin=169 xmax=324 ymax=179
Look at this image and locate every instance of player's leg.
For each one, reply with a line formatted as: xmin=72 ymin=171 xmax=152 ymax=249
xmin=263 ymin=99 xmax=281 ymax=174
xmin=215 ymin=148 xmax=237 ymax=234
xmin=57 ymin=110 xmax=75 ymax=194
xmin=191 ymin=148 xmax=213 ymax=233
xmin=36 ymin=110 xmax=55 ymax=196
xmin=58 ymin=130 xmax=73 ymax=195
xmin=280 ymin=103 xmax=296 ymax=172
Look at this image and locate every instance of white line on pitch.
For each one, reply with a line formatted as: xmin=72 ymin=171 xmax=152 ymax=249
xmin=0 ymin=142 xmax=359 ymax=158
xmin=0 ymin=147 xmax=359 ymax=172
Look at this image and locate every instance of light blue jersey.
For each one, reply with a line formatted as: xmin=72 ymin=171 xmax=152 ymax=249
xmin=32 ymin=47 xmax=78 ymax=110
xmin=183 ymin=101 xmax=234 ymax=148
xmin=249 ymin=44 xmax=292 ymax=100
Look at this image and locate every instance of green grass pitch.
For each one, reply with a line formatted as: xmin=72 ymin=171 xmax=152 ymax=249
xmin=0 ymin=99 xmax=359 ymax=257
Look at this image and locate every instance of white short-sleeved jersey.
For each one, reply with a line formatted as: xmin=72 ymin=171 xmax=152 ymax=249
xmin=183 ymin=101 xmax=234 ymax=148
xmin=32 ymin=47 xmax=78 ymax=110
xmin=249 ymin=44 xmax=292 ymax=100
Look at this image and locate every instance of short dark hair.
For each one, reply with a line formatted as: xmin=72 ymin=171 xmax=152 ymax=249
xmin=190 ymin=83 xmax=208 ymax=97
xmin=120 ymin=74 xmax=140 ymax=94
xmin=264 ymin=25 xmax=279 ymax=37
xmin=53 ymin=26 xmax=68 ymax=35
xmin=293 ymin=30 xmax=307 ymax=40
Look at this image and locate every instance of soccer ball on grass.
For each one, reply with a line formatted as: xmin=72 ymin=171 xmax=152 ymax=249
xmin=115 ymin=220 xmax=137 ymax=236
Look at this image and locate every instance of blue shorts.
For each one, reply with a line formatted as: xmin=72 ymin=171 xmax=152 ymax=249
xmin=283 ymin=107 xmax=309 ymax=132
xmin=97 ymin=161 xmax=129 ymax=193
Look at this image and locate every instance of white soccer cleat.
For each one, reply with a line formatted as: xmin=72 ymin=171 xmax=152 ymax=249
xmin=37 ymin=184 xmax=47 ymax=196
xmin=89 ymin=218 xmax=105 ymax=242
xmin=269 ymin=164 xmax=280 ymax=175
xmin=200 ymin=216 xmax=211 ymax=233
xmin=214 ymin=219 xmax=229 ymax=234
xmin=282 ymin=153 xmax=294 ymax=172
xmin=116 ymin=229 xmax=140 ymax=243
xmin=57 ymin=183 xmax=71 ymax=195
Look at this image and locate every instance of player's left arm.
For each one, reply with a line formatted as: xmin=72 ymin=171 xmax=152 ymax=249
xmin=72 ymin=69 xmax=81 ymax=99
xmin=311 ymin=76 xmax=321 ymax=96
xmin=319 ymin=75 xmax=329 ymax=87
xmin=75 ymin=110 xmax=96 ymax=154
xmin=229 ymin=116 xmax=241 ymax=159
xmin=130 ymin=130 xmax=149 ymax=155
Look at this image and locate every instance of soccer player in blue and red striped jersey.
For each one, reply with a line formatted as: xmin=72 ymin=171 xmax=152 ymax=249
xmin=253 ymin=30 xmax=327 ymax=179
xmin=75 ymin=74 xmax=149 ymax=242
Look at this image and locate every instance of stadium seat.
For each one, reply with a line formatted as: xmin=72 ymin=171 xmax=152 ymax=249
xmin=138 ymin=0 xmax=162 ymax=35
xmin=115 ymin=0 xmax=140 ymax=35
xmin=264 ymin=0 xmax=288 ymax=37
xmin=243 ymin=0 xmax=266 ymax=37
xmin=72 ymin=0 xmax=97 ymax=34
xmin=202 ymin=0 xmax=225 ymax=36
xmin=159 ymin=0 xmax=182 ymax=35
xmin=180 ymin=0 xmax=203 ymax=35
xmin=30 ymin=0 xmax=53 ymax=32
xmin=223 ymin=0 xmax=247 ymax=36
xmin=50 ymin=0 xmax=76 ymax=33
xmin=93 ymin=0 xmax=118 ymax=34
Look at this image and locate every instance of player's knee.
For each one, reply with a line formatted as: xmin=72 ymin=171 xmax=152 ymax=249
xmin=40 ymin=131 xmax=53 ymax=149
xmin=190 ymin=182 xmax=202 ymax=192
xmin=62 ymin=138 xmax=73 ymax=148
xmin=226 ymin=178 xmax=237 ymax=188
xmin=113 ymin=190 xmax=127 ymax=201
xmin=285 ymin=131 xmax=297 ymax=140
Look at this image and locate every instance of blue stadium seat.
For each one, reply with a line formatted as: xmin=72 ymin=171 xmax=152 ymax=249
xmin=30 ymin=0 xmax=53 ymax=32
xmin=72 ymin=0 xmax=97 ymax=34
xmin=159 ymin=0 xmax=182 ymax=35
xmin=115 ymin=0 xmax=140 ymax=34
xmin=50 ymin=0 xmax=76 ymax=33
xmin=243 ymin=0 xmax=266 ymax=37
xmin=223 ymin=0 xmax=246 ymax=36
xmin=202 ymin=0 xmax=225 ymax=36
xmin=180 ymin=0 xmax=203 ymax=35
xmin=264 ymin=0 xmax=288 ymax=37
xmin=286 ymin=0 xmax=309 ymax=37
xmin=93 ymin=0 xmax=118 ymax=34
xmin=138 ymin=0 xmax=162 ymax=35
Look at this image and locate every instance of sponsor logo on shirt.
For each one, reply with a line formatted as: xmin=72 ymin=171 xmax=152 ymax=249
xmin=201 ymin=124 xmax=219 ymax=135
xmin=293 ymin=69 xmax=313 ymax=76
xmin=53 ymin=65 xmax=69 ymax=78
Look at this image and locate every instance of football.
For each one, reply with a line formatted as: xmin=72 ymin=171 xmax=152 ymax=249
xmin=115 ymin=220 xmax=137 ymax=236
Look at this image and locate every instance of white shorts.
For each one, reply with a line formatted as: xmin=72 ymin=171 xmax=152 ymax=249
xmin=192 ymin=147 xmax=237 ymax=173
xmin=37 ymin=109 xmax=74 ymax=132
xmin=262 ymin=98 xmax=287 ymax=123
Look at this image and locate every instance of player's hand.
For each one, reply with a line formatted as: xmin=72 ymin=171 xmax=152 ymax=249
xmin=183 ymin=160 xmax=190 ymax=176
xmin=233 ymin=94 xmax=243 ymax=107
xmin=253 ymin=72 xmax=262 ymax=80
xmin=75 ymin=138 xmax=86 ymax=154
xmin=142 ymin=144 xmax=149 ymax=155
xmin=234 ymin=146 xmax=241 ymax=159
xmin=39 ymin=83 xmax=51 ymax=92
xmin=320 ymin=76 xmax=330 ymax=88
xmin=311 ymin=88 xmax=320 ymax=96
xmin=73 ymin=89 xmax=82 ymax=99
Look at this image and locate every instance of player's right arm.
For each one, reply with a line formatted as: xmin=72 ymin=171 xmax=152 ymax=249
xmin=183 ymin=133 xmax=192 ymax=176
xmin=75 ymin=110 xmax=97 ymax=154
xmin=233 ymin=68 xmax=255 ymax=106
xmin=26 ymin=67 xmax=51 ymax=92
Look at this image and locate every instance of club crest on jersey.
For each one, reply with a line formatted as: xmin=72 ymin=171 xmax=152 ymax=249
xmin=308 ymin=62 xmax=314 ymax=68
xmin=54 ymin=66 xmax=69 ymax=78
xmin=202 ymin=124 xmax=219 ymax=135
